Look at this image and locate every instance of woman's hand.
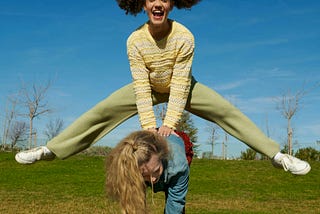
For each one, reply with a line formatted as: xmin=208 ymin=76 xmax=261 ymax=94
xmin=158 ymin=125 xmax=178 ymax=137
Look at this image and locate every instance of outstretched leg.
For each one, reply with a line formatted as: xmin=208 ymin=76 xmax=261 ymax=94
xmin=46 ymin=83 xmax=138 ymax=159
xmin=186 ymin=80 xmax=280 ymax=158
xmin=185 ymin=80 xmax=310 ymax=175
xmin=15 ymin=83 xmax=170 ymax=163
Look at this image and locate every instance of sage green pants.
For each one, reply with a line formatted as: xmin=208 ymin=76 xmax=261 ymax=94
xmin=47 ymin=79 xmax=280 ymax=159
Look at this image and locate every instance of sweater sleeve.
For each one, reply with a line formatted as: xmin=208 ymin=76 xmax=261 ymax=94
xmin=163 ymin=35 xmax=194 ymax=129
xmin=127 ymin=38 xmax=157 ymax=129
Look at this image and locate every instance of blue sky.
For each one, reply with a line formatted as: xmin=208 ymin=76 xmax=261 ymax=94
xmin=1 ymin=0 xmax=319 ymax=157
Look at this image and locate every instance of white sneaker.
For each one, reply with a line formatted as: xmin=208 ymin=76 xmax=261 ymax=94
xmin=15 ymin=146 xmax=55 ymax=164
xmin=272 ymin=154 xmax=311 ymax=175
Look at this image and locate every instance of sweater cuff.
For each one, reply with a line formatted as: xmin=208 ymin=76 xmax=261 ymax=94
xmin=141 ymin=122 xmax=157 ymax=130
xmin=163 ymin=121 xmax=177 ymax=130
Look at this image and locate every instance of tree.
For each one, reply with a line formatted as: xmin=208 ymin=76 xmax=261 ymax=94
xmin=206 ymin=122 xmax=229 ymax=159
xmin=295 ymin=147 xmax=320 ymax=162
xmin=154 ymin=104 xmax=200 ymax=157
xmin=2 ymin=96 xmax=18 ymax=150
xmin=8 ymin=121 xmax=28 ymax=149
xmin=275 ymin=88 xmax=306 ymax=155
xmin=280 ymin=144 xmax=289 ymax=155
xmin=176 ymin=111 xmax=200 ymax=157
xmin=19 ymin=81 xmax=52 ymax=149
xmin=176 ymin=111 xmax=198 ymax=143
xmin=221 ymin=132 xmax=228 ymax=160
xmin=275 ymin=82 xmax=320 ymax=155
xmin=206 ymin=122 xmax=219 ymax=158
xmin=43 ymin=118 xmax=64 ymax=141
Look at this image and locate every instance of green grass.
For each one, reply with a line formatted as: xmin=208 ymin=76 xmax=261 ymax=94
xmin=1 ymin=152 xmax=319 ymax=213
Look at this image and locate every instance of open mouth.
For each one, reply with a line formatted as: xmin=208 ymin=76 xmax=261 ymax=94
xmin=153 ymin=177 xmax=160 ymax=184
xmin=152 ymin=10 xmax=164 ymax=18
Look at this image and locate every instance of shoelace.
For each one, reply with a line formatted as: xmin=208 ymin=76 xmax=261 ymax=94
xmin=280 ymin=155 xmax=291 ymax=172
xmin=23 ymin=147 xmax=43 ymax=160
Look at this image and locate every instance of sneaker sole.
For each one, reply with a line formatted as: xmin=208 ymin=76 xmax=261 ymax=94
xmin=15 ymin=154 xmax=35 ymax=164
xmin=291 ymin=164 xmax=311 ymax=175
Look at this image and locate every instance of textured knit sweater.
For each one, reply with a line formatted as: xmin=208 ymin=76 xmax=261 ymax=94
xmin=127 ymin=20 xmax=194 ymax=129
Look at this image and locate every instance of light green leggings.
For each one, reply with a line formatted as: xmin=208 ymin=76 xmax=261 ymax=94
xmin=47 ymin=78 xmax=280 ymax=159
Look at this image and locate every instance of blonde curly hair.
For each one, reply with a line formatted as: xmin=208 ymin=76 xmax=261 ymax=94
xmin=105 ymin=130 xmax=169 ymax=214
xmin=116 ymin=0 xmax=201 ymax=15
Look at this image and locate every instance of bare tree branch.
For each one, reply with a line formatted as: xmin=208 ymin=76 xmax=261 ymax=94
xmin=18 ymin=80 xmax=53 ymax=149
xmin=43 ymin=118 xmax=64 ymax=141
xmin=275 ymin=87 xmax=307 ymax=155
xmin=8 ymin=121 xmax=28 ymax=149
xmin=2 ymin=96 xmax=18 ymax=150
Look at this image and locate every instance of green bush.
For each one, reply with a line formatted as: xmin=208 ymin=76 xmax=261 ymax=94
xmin=295 ymin=147 xmax=320 ymax=161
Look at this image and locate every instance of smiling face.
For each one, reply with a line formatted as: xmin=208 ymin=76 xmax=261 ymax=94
xmin=140 ymin=154 xmax=164 ymax=184
xmin=144 ymin=0 xmax=173 ymax=28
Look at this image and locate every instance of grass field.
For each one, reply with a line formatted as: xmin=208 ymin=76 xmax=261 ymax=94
xmin=1 ymin=152 xmax=319 ymax=214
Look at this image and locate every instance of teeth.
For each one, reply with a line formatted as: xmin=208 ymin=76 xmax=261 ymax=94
xmin=153 ymin=10 xmax=164 ymax=16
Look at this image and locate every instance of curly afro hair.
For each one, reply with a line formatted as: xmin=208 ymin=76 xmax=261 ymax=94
xmin=116 ymin=0 xmax=201 ymax=16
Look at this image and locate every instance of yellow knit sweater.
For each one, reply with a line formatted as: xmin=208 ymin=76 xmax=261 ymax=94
xmin=127 ymin=20 xmax=194 ymax=129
